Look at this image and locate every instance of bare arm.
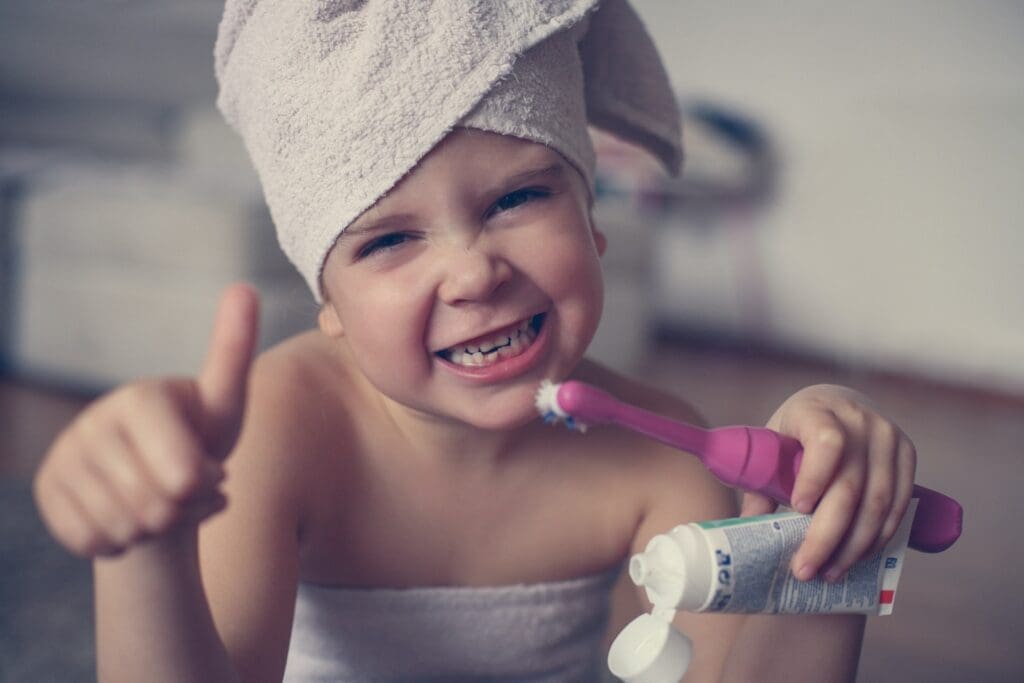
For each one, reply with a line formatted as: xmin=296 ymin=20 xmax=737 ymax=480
xmin=719 ymin=614 xmax=864 ymax=683
xmin=93 ymin=397 xmax=303 ymax=683
xmin=94 ymin=528 xmax=239 ymax=683
xmin=35 ymin=286 xmax=299 ymax=682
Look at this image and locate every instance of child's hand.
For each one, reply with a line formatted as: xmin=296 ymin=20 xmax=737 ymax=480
xmin=740 ymin=384 xmax=916 ymax=582
xmin=33 ymin=285 xmax=260 ymax=558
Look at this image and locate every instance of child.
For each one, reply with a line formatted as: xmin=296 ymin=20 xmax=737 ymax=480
xmin=33 ymin=1 xmax=916 ymax=681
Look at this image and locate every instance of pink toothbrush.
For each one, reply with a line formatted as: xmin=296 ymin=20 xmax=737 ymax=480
xmin=536 ymin=380 xmax=962 ymax=553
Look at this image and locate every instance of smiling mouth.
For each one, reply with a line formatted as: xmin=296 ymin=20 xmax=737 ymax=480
xmin=436 ymin=314 xmax=546 ymax=367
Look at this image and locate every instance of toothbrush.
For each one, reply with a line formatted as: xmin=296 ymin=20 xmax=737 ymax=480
xmin=536 ymin=380 xmax=962 ymax=553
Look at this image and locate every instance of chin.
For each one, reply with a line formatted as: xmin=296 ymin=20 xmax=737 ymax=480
xmin=468 ymin=410 xmax=539 ymax=432
xmin=454 ymin=388 xmax=544 ymax=432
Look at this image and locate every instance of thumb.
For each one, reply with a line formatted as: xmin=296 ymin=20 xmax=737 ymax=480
xmin=739 ymin=491 xmax=778 ymax=518
xmin=196 ymin=283 xmax=261 ymax=458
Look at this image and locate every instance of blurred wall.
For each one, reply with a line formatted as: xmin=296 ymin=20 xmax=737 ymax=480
xmin=632 ymin=0 xmax=1024 ymax=392
xmin=0 ymin=2 xmax=219 ymax=157
xmin=0 ymin=3 xmax=324 ymax=390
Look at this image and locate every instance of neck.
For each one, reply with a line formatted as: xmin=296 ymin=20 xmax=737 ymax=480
xmin=330 ymin=335 xmax=546 ymax=471
xmin=377 ymin=392 xmax=535 ymax=469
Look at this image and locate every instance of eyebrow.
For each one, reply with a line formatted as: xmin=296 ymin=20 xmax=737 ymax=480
xmin=503 ymin=162 xmax=564 ymax=186
xmin=339 ymin=212 xmax=419 ymax=242
xmin=340 ymin=161 xmax=566 ymax=241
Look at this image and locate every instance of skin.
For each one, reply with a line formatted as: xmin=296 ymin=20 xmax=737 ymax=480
xmin=33 ymin=130 xmax=915 ymax=682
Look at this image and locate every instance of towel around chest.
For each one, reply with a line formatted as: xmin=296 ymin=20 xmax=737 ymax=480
xmin=282 ymin=567 xmax=621 ymax=682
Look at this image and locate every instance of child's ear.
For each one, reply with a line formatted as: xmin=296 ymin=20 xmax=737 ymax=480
xmin=318 ymin=303 xmax=345 ymax=338
xmin=592 ymin=225 xmax=607 ymax=256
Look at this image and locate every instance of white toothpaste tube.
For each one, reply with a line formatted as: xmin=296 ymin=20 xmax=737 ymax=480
xmin=607 ymin=500 xmax=917 ymax=682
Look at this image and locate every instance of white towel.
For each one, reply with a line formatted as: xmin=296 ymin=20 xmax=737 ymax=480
xmin=280 ymin=566 xmax=621 ymax=681
xmin=215 ymin=0 xmax=681 ymax=300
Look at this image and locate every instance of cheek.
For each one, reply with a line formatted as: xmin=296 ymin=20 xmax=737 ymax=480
xmin=330 ymin=276 xmax=435 ymax=369
xmin=325 ymin=256 xmax=429 ymax=338
xmin=535 ymin=222 xmax=603 ymax=294
xmin=568 ymin=258 xmax=605 ymax=338
xmin=527 ymin=230 xmax=605 ymax=332
xmin=343 ymin=295 xmax=424 ymax=352
xmin=337 ymin=299 xmax=436 ymax=402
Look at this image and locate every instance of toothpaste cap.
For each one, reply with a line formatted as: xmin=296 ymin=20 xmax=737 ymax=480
xmin=629 ymin=525 xmax=712 ymax=611
xmin=607 ymin=609 xmax=692 ymax=682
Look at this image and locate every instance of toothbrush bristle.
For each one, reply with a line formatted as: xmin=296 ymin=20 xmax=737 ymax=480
xmin=534 ymin=380 xmax=564 ymax=416
xmin=535 ymin=380 xmax=588 ymax=433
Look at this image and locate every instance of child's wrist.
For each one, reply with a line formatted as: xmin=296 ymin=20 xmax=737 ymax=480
xmin=97 ymin=520 xmax=201 ymax=570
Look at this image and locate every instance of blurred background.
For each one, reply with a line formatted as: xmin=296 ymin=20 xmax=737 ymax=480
xmin=1 ymin=1 xmax=1021 ymax=681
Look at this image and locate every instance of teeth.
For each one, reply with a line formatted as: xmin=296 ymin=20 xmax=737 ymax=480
xmin=441 ymin=317 xmax=541 ymax=368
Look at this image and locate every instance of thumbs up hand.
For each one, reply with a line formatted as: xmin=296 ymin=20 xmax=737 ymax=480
xmin=34 ymin=285 xmax=261 ymax=557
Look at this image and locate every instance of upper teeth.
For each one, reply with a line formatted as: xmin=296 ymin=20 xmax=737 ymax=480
xmin=444 ymin=318 xmax=538 ymax=366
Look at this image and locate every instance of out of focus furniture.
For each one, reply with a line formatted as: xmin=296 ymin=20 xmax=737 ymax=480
xmin=6 ymin=109 xmax=315 ymax=390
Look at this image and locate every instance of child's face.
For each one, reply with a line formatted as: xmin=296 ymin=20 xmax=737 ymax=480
xmin=318 ymin=129 xmax=606 ymax=430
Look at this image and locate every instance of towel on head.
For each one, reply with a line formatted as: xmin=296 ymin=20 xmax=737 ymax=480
xmin=215 ymin=0 xmax=682 ymax=300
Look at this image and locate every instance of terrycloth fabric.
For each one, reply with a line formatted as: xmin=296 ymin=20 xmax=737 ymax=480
xmin=215 ymin=0 xmax=682 ymax=301
xmin=280 ymin=566 xmax=621 ymax=682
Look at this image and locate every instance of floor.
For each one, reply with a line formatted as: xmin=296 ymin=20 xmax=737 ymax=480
xmin=2 ymin=340 xmax=1022 ymax=682
xmin=0 ymin=379 xmax=97 ymax=682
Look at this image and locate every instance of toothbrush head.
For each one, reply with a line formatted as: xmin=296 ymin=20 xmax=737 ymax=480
xmin=535 ymin=380 xmax=588 ymax=433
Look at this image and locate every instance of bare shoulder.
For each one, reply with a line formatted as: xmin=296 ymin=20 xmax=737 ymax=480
xmin=573 ymin=359 xmax=739 ymax=537
xmin=202 ymin=328 xmax=362 ymax=566
xmin=235 ymin=330 xmax=358 ymax=505
xmin=247 ymin=330 xmax=347 ymax=443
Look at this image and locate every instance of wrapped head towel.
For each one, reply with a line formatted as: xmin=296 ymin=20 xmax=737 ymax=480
xmin=215 ymin=0 xmax=682 ymax=300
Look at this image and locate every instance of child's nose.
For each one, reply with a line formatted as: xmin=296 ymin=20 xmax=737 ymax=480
xmin=437 ymin=245 xmax=512 ymax=305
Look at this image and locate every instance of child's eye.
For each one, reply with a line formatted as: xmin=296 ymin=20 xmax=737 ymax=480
xmin=491 ymin=187 xmax=550 ymax=215
xmin=357 ymin=232 xmax=412 ymax=259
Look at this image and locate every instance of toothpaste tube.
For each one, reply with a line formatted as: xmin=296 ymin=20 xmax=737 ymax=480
xmin=607 ymin=500 xmax=916 ymax=682
xmin=633 ymin=498 xmax=916 ymax=616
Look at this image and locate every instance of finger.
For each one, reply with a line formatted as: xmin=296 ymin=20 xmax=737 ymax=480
xmin=789 ymin=410 xmax=850 ymax=514
xmin=819 ymin=426 xmax=899 ymax=580
xmin=871 ymin=436 xmax=917 ymax=555
xmin=61 ymin=454 xmax=138 ymax=554
xmin=197 ymin=283 xmax=260 ymax=452
xmin=128 ymin=391 xmax=224 ymax=501
xmin=740 ymin=492 xmax=777 ymax=517
xmin=34 ymin=469 xmax=102 ymax=557
xmin=790 ymin=466 xmax=865 ymax=581
xmin=84 ymin=426 xmax=177 ymax=534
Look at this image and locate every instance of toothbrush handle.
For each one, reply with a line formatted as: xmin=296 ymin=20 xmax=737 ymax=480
xmin=552 ymin=381 xmax=962 ymax=553
xmin=703 ymin=426 xmax=803 ymax=503
xmin=707 ymin=426 xmax=962 ymax=553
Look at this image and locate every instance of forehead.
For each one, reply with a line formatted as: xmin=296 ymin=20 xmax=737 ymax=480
xmin=348 ymin=129 xmax=573 ymax=226
xmin=428 ymin=127 xmax=557 ymax=163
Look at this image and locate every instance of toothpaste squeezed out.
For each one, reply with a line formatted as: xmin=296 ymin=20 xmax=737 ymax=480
xmin=607 ymin=500 xmax=918 ymax=682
